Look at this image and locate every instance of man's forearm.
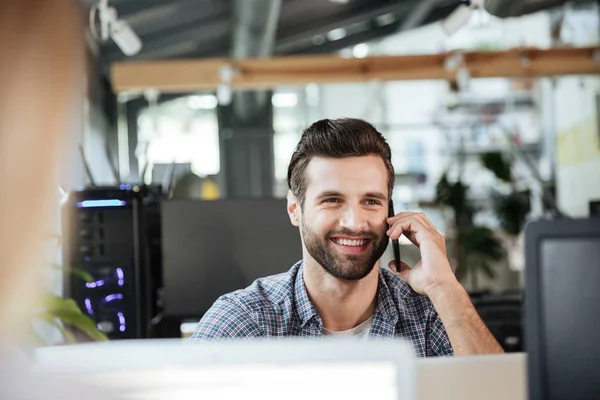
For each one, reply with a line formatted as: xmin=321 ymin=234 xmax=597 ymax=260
xmin=429 ymin=281 xmax=504 ymax=356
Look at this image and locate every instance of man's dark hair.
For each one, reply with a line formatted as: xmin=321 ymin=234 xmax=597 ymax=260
xmin=287 ymin=118 xmax=395 ymax=207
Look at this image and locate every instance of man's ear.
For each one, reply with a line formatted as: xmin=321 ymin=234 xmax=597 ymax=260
xmin=287 ymin=190 xmax=300 ymax=227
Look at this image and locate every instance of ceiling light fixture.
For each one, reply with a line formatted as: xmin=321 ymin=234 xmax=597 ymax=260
xmin=441 ymin=0 xmax=484 ymax=36
xmin=89 ymin=0 xmax=142 ymax=56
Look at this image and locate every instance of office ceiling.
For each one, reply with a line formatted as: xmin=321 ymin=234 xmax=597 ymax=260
xmin=85 ymin=0 xmax=463 ymax=64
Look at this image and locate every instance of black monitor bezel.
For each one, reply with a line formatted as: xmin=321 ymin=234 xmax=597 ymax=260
xmin=524 ymin=217 xmax=600 ymax=400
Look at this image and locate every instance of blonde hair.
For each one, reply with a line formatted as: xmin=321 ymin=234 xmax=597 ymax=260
xmin=0 ymin=0 xmax=83 ymax=341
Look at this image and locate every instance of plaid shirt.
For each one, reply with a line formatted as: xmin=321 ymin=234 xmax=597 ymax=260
xmin=191 ymin=261 xmax=453 ymax=357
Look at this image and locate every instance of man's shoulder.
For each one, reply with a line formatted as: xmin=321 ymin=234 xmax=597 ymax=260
xmin=223 ymin=262 xmax=299 ymax=311
xmin=380 ymin=267 xmax=435 ymax=313
xmin=191 ymin=262 xmax=300 ymax=340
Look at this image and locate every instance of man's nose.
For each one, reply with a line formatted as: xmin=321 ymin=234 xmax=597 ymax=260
xmin=339 ymin=205 xmax=369 ymax=232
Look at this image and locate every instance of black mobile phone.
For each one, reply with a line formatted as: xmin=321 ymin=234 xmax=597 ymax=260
xmin=388 ymin=200 xmax=401 ymax=267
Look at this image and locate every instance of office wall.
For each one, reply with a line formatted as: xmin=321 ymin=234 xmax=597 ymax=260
xmin=555 ymin=76 xmax=600 ymax=217
xmin=83 ymin=98 xmax=119 ymax=187
xmin=553 ymin=7 xmax=600 ymax=217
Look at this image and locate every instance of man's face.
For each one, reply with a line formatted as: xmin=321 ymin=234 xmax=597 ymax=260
xmin=289 ymin=156 xmax=390 ymax=281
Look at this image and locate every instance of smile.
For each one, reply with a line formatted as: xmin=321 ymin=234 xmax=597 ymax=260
xmin=331 ymin=238 xmax=369 ymax=247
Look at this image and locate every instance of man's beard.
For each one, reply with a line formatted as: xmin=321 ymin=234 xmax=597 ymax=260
xmin=301 ymin=218 xmax=389 ymax=281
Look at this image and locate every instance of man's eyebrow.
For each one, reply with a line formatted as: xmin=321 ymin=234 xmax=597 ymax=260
xmin=315 ymin=191 xmax=387 ymax=201
xmin=316 ymin=191 xmax=344 ymax=199
xmin=364 ymin=192 xmax=387 ymax=201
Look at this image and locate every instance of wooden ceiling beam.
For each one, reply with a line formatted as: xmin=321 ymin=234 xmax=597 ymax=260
xmin=111 ymin=46 xmax=600 ymax=93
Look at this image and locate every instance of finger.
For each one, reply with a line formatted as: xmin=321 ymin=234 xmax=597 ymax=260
xmin=387 ymin=222 xmax=408 ymax=242
xmin=388 ymin=260 xmax=411 ymax=273
xmin=388 ymin=260 xmax=412 ymax=280
xmin=387 ymin=223 xmax=418 ymax=247
xmin=387 ymin=216 xmax=430 ymax=245
xmin=408 ymin=214 xmax=446 ymax=251
xmin=387 ymin=214 xmax=441 ymax=246
xmin=387 ymin=211 xmax=418 ymax=224
xmin=414 ymin=212 xmax=436 ymax=231
xmin=388 ymin=212 xmax=438 ymax=234
xmin=388 ymin=213 xmax=433 ymax=232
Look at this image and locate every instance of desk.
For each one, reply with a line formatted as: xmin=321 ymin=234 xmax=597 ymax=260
xmin=418 ymin=353 xmax=526 ymax=400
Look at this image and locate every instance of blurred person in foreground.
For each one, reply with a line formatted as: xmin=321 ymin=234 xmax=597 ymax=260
xmin=193 ymin=118 xmax=503 ymax=357
xmin=0 ymin=1 xmax=115 ymax=398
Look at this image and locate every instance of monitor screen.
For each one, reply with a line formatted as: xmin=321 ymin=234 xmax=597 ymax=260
xmin=540 ymin=238 xmax=600 ymax=400
xmin=161 ymin=199 xmax=302 ymax=317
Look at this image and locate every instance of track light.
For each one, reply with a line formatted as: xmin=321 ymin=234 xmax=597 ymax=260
xmin=440 ymin=0 xmax=486 ymax=36
xmin=90 ymin=0 xmax=142 ymax=56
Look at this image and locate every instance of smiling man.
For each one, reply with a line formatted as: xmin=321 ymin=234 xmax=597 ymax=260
xmin=191 ymin=118 xmax=503 ymax=357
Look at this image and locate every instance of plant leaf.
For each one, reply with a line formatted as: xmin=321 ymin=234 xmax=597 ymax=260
xmin=35 ymin=312 xmax=76 ymax=343
xmin=47 ymin=263 xmax=94 ymax=282
xmin=493 ymin=191 xmax=530 ymax=235
xmin=480 ymin=152 xmax=512 ymax=182
xmin=36 ymin=294 xmax=108 ymax=342
xmin=71 ymin=268 xmax=94 ymax=283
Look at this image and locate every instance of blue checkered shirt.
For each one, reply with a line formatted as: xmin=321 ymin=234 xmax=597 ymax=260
xmin=191 ymin=261 xmax=453 ymax=357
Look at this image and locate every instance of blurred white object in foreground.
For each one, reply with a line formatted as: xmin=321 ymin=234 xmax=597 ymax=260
xmin=34 ymin=339 xmax=415 ymax=400
xmin=32 ymin=339 xmax=526 ymax=400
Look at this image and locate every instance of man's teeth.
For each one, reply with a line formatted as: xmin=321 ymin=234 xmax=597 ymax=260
xmin=333 ymin=238 xmax=367 ymax=247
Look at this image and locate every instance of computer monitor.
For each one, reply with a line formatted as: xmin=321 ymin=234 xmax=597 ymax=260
xmin=161 ymin=199 xmax=302 ymax=318
xmin=524 ymin=217 xmax=600 ymax=400
xmin=33 ymin=339 xmax=416 ymax=400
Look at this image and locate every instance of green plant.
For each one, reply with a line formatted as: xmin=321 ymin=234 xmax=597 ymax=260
xmin=32 ymin=234 xmax=108 ymax=345
xmin=435 ymin=172 xmax=505 ymax=290
xmin=461 ymin=226 xmax=505 ymax=281
xmin=33 ymin=292 xmax=108 ymax=344
xmin=480 ymin=151 xmax=530 ymax=236
xmin=481 ymin=152 xmax=512 ymax=183
xmin=435 ymin=150 xmax=531 ymax=290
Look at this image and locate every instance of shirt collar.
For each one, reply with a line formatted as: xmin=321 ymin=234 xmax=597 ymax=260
xmin=294 ymin=262 xmax=399 ymax=329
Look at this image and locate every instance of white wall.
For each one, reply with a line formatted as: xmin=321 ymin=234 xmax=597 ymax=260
xmin=378 ymin=9 xmax=551 ymax=54
xmin=553 ymin=5 xmax=600 ymax=217
xmin=83 ymin=100 xmax=119 ymax=187
xmin=555 ymin=76 xmax=600 ymax=217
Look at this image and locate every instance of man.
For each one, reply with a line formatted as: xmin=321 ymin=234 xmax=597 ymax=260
xmin=192 ymin=118 xmax=503 ymax=357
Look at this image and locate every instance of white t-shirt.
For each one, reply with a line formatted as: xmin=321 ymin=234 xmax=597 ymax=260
xmin=322 ymin=317 xmax=373 ymax=338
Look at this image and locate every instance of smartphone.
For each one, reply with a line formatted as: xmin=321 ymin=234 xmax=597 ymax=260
xmin=388 ymin=200 xmax=401 ymax=267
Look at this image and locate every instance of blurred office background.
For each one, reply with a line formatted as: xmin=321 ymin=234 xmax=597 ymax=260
xmin=41 ymin=0 xmax=600 ymax=354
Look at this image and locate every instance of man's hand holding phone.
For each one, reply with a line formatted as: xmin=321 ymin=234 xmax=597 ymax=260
xmin=386 ymin=211 xmax=505 ymax=355
xmin=385 ymin=212 xmax=457 ymax=297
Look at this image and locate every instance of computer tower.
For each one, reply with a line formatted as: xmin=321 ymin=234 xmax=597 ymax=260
xmin=62 ymin=185 xmax=163 ymax=340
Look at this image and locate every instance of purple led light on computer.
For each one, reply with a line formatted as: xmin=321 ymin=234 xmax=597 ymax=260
xmin=117 ymin=312 xmax=126 ymax=332
xmin=85 ymin=280 xmax=105 ymax=289
xmin=84 ymin=298 xmax=93 ymax=315
xmin=104 ymin=294 xmax=123 ymax=303
xmin=116 ymin=268 xmax=124 ymax=286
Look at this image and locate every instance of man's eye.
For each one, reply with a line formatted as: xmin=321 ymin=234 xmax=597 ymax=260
xmin=324 ymin=198 xmax=341 ymax=203
xmin=365 ymin=200 xmax=381 ymax=205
